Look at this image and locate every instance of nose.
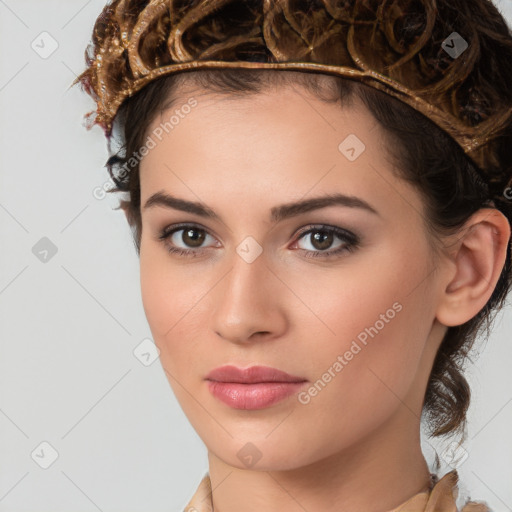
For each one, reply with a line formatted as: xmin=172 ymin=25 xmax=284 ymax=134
xmin=211 ymin=247 xmax=288 ymax=345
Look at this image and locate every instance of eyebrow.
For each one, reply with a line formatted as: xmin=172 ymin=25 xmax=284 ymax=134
xmin=143 ymin=191 xmax=380 ymax=223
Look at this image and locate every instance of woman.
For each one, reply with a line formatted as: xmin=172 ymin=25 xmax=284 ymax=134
xmin=74 ymin=0 xmax=512 ymax=510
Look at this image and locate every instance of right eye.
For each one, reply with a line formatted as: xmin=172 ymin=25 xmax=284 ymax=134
xmin=158 ymin=223 xmax=219 ymax=257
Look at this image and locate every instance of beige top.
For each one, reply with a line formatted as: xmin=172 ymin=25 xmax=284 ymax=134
xmin=183 ymin=470 xmax=491 ymax=512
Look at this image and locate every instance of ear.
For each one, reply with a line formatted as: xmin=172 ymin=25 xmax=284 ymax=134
xmin=119 ymin=198 xmax=134 ymax=224
xmin=435 ymin=208 xmax=511 ymax=327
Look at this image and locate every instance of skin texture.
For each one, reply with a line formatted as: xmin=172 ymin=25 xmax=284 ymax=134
xmin=136 ymin=83 xmax=510 ymax=512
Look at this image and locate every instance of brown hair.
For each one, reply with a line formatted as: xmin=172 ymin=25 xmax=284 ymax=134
xmin=90 ymin=0 xmax=512 ymax=442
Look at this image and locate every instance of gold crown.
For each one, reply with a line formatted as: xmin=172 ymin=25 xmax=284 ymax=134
xmin=74 ymin=0 xmax=512 ymax=201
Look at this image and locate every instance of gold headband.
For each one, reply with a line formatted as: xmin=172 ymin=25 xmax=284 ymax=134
xmin=74 ymin=0 xmax=512 ymax=201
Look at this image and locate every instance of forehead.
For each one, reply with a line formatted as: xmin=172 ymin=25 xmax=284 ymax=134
xmin=141 ymin=84 xmax=383 ymax=180
xmin=138 ymin=83 xmax=424 ymax=226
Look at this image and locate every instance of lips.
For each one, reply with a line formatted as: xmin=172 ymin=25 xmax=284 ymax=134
xmin=205 ymin=365 xmax=307 ymax=384
xmin=205 ymin=365 xmax=308 ymax=410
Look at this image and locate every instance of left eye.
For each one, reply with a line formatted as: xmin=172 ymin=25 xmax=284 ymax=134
xmin=293 ymin=225 xmax=358 ymax=258
xmin=158 ymin=223 xmax=360 ymax=259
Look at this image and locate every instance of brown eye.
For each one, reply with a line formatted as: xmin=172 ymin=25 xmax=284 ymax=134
xmin=294 ymin=225 xmax=360 ymax=259
xmin=309 ymin=230 xmax=334 ymax=251
xmin=181 ymin=227 xmax=206 ymax=248
xmin=158 ymin=223 xmax=359 ymax=260
xmin=157 ymin=223 xmax=219 ymax=258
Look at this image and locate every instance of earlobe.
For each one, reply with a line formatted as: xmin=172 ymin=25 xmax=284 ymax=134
xmin=119 ymin=198 xmax=133 ymax=225
xmin=435 ymin=208 xmax=510 ymax=327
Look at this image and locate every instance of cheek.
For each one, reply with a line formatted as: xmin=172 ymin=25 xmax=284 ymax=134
xmin=140 ymin=244 xmax=182 ymax=346
xmin=304 ymin=248 xmax=434 ymax=411
xmin=140 ymin=245 xmax=172 ymax=338
xmin=289 ymin=248 xmax=421 ymax=342
xmin=139 ymin=242 xmax=212 ymax=367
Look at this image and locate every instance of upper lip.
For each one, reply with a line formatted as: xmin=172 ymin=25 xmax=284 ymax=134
xmin=205 ymin=365 xmax=307 ymax=384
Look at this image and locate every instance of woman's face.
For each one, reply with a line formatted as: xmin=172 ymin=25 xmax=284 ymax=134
xmin=138 ymin=82 xmax=447 ymax=470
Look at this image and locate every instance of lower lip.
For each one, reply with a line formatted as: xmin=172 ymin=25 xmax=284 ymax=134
xmin=206 ymin=381 xmax=307 ymax=410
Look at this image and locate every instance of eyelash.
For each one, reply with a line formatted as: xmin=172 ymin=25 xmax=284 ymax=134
xmin=157 ymin=223 xmax=360 ymax=260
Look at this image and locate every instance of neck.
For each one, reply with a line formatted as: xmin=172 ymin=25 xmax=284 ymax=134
xmin=207 ymin=411 xmax=432 ymax=512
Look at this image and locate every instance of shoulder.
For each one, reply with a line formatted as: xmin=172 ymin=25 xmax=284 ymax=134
xmin=460 ymin=501 xmax=492 ymax=512
xmin=183 ymin=473 xmax=213 ymax=512
xmin=432 ymin=469 xmax=492 ymax=512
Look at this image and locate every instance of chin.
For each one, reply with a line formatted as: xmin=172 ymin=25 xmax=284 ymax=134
xmin=203 ymin=430 xmax=327 ymax=472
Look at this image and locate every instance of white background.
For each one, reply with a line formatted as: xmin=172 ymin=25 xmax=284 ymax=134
xmin=0 ymin=1 xmax=511 ymax=510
